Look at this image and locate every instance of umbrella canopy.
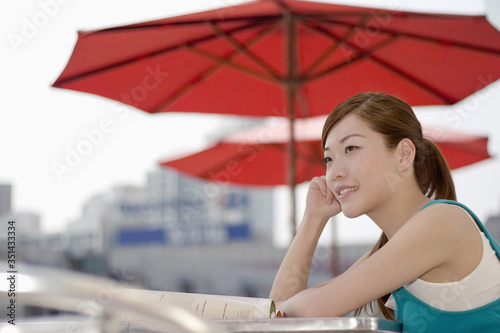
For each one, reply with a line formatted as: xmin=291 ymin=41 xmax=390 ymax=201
xmin=53 ymin=0 xmax=500 ymax=116
xmin=160 ymin=116 xmax=492 ymax=185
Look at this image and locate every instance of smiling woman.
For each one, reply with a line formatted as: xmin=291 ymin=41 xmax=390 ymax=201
xmin=269 ymin=92 xmax=500 ymax=333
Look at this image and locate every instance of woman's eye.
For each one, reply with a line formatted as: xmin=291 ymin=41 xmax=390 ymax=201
xmin=345 ymin=146 xmax=357 ymax=154
xmin=323 ymin=156 xmax=332 ymax=165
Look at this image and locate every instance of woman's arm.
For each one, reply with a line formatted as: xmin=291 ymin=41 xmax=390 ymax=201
xmin=270 ymin=176 xmax=340 ymax=302
xmin=276 ymin=203 xmax=474 ymax=317
xmin=269 ymin=212 xmax=329 ymax=301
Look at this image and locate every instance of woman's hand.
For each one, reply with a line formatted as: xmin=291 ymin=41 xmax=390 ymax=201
xmin=305 ymin=176 xmax=341 ymax=222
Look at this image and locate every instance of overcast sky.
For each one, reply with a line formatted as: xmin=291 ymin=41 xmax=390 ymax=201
xmin=1 ymin=0 xmax=499 ymax=245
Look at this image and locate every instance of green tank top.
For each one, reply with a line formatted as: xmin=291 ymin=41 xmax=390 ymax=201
xmin=392 ymin=200 xmax=500 ymax=333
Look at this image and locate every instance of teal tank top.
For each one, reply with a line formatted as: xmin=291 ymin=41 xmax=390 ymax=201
xmin=392 ymin=200 xmax=500 ymax=333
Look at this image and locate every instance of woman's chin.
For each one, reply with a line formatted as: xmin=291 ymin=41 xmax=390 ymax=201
xmin=340 ymin=205 xmax=363 ymax=219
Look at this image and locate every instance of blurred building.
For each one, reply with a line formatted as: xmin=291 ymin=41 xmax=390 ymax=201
xmin=66 ymin=192 xmax=110 ymax=257
xmin=102 ymin=168 xmax=273 ymax=248
xmin=0 ymin=183 xmax=42 ymax=241
xmin=0 ymin=184 xmax=12 ymax=216
xmin=2 ymin=212 xmax=41 ymax=240
xmin=51 ymin=167 xmax=276 ymax=287
xmin=486 ymin=213 xmax=500 ymax=244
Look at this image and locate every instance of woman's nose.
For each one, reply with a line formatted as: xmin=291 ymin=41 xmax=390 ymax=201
xmin=328 ymin=159 xmax=347 ymax=180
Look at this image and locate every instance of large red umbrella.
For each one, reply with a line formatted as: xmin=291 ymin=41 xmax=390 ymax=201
xmin=52 ymin=0 xmax=500 ymax=229
xmin=160 ymin=116 xmax=492 ymax=186
xmin=53 ymin=0 xmax=500 ymax=112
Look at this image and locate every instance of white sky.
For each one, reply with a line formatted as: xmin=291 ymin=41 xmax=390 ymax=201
xmin=1 ymin=0 xmax=500 ymax=245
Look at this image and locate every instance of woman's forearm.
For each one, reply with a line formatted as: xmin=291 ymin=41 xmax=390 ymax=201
xmin=269 ymin=213 xmax=329 ymax=302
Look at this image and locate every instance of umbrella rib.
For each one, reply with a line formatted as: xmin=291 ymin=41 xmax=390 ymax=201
xmin=297 ymin=18 xmax=381 ymax=78
xmin=313 ymin=44 xmax=456 ymax=104
xmin=305 ymin=14 xmax=500 ymax=55
xmin=187 ymin=46 xmax=277 ymax=81
xmin=303 ymin=21 xmax=457 ymax=104
xmin=208 ymin=22 xmax=282 ymax=80
xmin=299 ymin=16 xmax=370 ymax=77
xmin=151 ymin=22 xmax=283 ymax=112
xmin=368 ymin=14 xmax=500 ymax=55
xmin=54 ymin=20 xmax=275 ymax=87
xmin=152 ymin=46 xmax=277 ymax=112
xmin=369 ymin=51 xmax=456 ymax=103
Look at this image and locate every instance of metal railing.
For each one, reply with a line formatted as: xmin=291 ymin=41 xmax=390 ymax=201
xmin=0 ymin=262 xmax=218 ymax=333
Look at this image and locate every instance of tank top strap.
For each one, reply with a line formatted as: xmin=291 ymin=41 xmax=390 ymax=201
xmin=420 ymin=199 xmax=500 ymax=260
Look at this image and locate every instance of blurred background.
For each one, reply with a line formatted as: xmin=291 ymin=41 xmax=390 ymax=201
xmin=1 ymin=0 xmax=500 ymax=319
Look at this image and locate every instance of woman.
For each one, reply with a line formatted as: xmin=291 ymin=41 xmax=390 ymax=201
xmin=270 ymin=92 xmax=500 ymax=332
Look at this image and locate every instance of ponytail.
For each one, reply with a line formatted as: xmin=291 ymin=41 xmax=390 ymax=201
xmin=415 ymin=138 xmax=456 ymax=201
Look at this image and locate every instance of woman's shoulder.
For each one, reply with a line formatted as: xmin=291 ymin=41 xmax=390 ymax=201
xmin=353 ymin=201 xmax=475 ymax=292
xmin=396 ymin=200 xmax=482 ymax=263
xmin=419 ymin=199 xmax=474 ymax=213
xmin=411 ymin=200 xmax=475 ymax=235
xmin=378 ymin=200 xmax=481 ymax=282
xmin=389 ymin=200 xmax=476 ymax=256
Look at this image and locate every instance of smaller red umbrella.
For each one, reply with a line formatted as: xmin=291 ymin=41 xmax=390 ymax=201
xmin=422 ymin=127 xmax=493 ymax=170
xmin=161 ymin=116 xmax=324 ymax=186
xmin=160 ymin=116 xmax=492 ymax=186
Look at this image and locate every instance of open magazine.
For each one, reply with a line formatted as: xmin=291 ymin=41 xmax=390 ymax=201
xmin=120 ymin=289 xmax=281 ymax=320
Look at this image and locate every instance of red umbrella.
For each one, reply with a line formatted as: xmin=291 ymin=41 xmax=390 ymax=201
xmin=161 ymin=117 xmax=325 ymax=186
xmin=52 ymin=0 xmax=500 ymax=229
xmin=53 ymin=0 xmax=500 ymax=112
xmin=160 ymin=116 xmax=492 ymax=185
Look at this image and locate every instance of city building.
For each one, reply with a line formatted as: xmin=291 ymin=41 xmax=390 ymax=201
xmin=486 ymin=213 xmax=500 ymax=244
xmin=0 ymin=184 xmax=12 ymax=216
xmin=0 ymin=184 xmax=42 ymax=241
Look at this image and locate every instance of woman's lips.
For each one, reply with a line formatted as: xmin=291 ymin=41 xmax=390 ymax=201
xmin=335 ymin=186 xmax=358 ymax=199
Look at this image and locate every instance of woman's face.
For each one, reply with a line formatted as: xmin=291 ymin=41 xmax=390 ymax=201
xmin=323 ymin=114 xmax=399 ymax=218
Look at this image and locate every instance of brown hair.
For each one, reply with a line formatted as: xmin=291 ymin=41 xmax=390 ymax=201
xmin=322 ymin=92 xmax=456 ymax=320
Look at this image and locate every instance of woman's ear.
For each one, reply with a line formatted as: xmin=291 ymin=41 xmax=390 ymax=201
xmin=397 ymin=138 xmax=416 ymax=172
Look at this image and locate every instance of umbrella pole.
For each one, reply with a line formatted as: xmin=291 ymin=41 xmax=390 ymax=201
xmin=287 ymin=100 xmax=297 ymax=239
xmin=284 ymin=5 xmax=339 ymax=278
xmin=284 ymin=7 xmax=297 ymax=238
